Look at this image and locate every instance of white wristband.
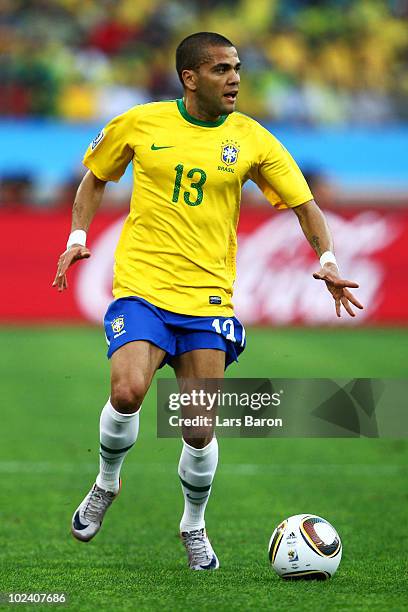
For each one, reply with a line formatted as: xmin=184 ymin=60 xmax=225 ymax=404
xmin=67 ymin=229 xmax=87 ymax=249
xmin=319 ymin=251 xmax=338 ymax=268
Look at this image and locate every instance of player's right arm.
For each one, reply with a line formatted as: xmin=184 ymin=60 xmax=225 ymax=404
xmin=52 ymin=108 xmax=135 ymax=292
xmin=52 ymin=170 xmax=106 ymax=292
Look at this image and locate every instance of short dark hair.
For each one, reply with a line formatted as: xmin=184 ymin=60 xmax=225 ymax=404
xmin=176 ymin=32 xmax=234 ymax=86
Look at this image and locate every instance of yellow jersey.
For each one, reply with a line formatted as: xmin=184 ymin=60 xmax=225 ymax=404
xmin=83 ymin=99 xmax=312 ymax=316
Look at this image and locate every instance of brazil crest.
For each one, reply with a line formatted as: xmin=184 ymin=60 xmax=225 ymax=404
xmin=221 ymin=141 xmax=240 ymax=166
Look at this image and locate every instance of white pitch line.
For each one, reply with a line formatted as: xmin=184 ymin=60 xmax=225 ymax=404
xmin=0 ymin=461 xmax=403 ymax=476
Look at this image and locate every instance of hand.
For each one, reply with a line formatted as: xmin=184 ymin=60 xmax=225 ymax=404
xmin=313 ymin=263 xmax=364 ymax=318
xmin=52 ymin=244 xmax=91 ymax=292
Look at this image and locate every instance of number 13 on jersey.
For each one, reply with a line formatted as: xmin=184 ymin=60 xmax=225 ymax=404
xmin=172 ymin=164 xmax=207 ymax=206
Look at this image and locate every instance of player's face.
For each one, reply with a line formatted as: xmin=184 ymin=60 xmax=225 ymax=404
xmin=194 ymin=46 xmax=241 ymax=117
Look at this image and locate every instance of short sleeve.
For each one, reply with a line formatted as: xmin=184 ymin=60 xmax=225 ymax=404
xmin=82 ymin=110 xmax=135 ymax=182
xmin=249 ymin=127 xmax=313 ymax=209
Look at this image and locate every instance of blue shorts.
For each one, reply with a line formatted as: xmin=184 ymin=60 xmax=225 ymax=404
xmin=104 ymin=296 xmax=246 ymax=369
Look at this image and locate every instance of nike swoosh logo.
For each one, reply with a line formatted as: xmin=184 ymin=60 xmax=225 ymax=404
xmin=73 ymin=511 xmax=89 ymax=531
xmin=200 ymin=555 xmax=218 ymax=570
xmin=151 ymin=144 xmax=174 ymax=150
xmin=186 ymin=493 xmax=208 ymax=501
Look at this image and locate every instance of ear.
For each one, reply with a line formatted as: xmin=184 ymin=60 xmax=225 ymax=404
xmin=182 ymin=69 xmax=197 ymax=92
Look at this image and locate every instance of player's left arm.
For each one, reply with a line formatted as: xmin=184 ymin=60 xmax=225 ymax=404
xmin=293 ymin=199 xmax=364 ymax=317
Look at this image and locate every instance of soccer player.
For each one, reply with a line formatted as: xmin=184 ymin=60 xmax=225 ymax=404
xmin=53 ymin=32 xmax=363 ymax=570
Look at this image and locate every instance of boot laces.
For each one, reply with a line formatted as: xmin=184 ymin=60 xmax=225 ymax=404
xmin=183 ymin=528 xmax=212 ymax=566
xmin=83 ymin=486 xmax=114 ymax=523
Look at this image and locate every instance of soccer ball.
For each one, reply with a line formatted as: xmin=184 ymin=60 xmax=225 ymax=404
xmin=268 ymin=514 xmax=342 ymax=580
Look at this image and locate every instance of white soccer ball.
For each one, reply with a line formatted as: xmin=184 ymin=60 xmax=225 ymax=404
xmin=268 ymin=514 xmax=342 ymax=580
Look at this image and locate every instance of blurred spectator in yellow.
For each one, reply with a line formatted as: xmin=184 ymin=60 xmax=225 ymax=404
xmin=0 ymin=0 xmax=407 ymax=124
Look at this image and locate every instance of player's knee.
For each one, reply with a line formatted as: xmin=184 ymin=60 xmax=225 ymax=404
xmin=111 ymin=377 xmax=148 ymax=414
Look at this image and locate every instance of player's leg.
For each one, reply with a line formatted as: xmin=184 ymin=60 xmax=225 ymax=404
xmin=97 ymin=340 xmax=166 ymax=492
xmin=173 ymin=349 xmax=225 ymax=569
xmin=72 ymin=340 xmax=165 ymax=542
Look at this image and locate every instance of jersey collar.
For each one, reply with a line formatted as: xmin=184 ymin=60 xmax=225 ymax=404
xmin=176 ymin=98 xmax=228 ymax=128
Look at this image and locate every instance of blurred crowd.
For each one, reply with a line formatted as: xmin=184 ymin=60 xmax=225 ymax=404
xmin=1 ymin=0 xmax=408 ymax=125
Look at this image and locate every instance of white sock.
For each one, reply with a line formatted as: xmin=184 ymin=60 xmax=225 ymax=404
xmin=178 ymin=437 xmax=218 ymax=533
xmin=96 ymin=399 xmax=139 ymax=494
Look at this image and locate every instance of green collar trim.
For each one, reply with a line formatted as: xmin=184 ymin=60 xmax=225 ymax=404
xmin=176 ymin=98 xmax=227 ymax=127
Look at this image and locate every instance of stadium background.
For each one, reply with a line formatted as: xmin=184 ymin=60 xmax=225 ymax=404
xmin=1 ymin=1 xmax=407 ymax=610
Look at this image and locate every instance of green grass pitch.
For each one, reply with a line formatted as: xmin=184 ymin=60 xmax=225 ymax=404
xmin=0 ymin=327 xmax=407 ymax=611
